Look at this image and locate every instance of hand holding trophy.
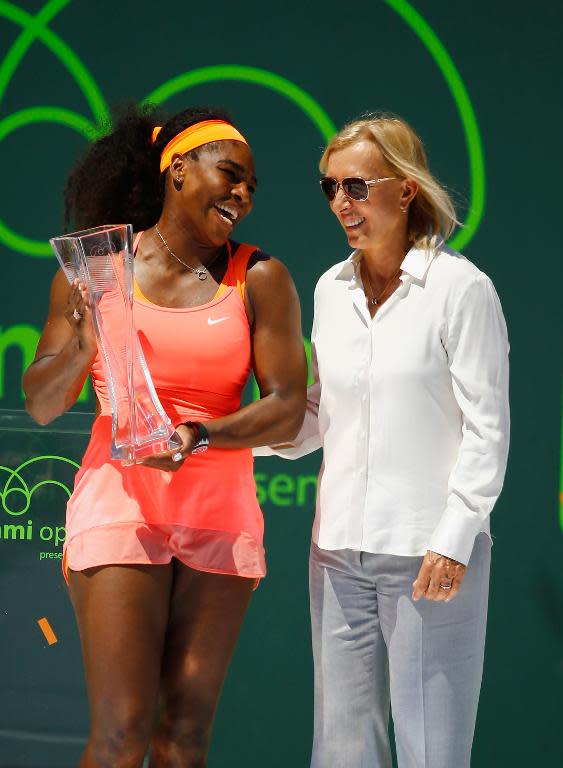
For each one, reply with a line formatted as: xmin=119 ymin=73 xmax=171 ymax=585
xmin=50 ymin=223 xmax=181 ymax=464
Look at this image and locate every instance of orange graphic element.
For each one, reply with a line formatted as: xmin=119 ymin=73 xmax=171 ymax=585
xmin=37 ymin=617 xmax=58 ymax=645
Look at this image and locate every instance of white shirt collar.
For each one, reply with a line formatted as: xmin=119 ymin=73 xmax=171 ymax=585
xmin=335 ymin=241 xmax=440 ymax=284
xmin=400 ymin=244 xmax=436 ymax=280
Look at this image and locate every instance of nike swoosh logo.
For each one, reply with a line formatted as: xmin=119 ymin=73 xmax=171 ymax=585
xmin=208 ymin=316 xmax=230 ymax=325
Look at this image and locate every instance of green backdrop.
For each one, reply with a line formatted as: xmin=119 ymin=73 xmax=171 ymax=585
xmin=1 ymin=1 xmax=562 ymax=765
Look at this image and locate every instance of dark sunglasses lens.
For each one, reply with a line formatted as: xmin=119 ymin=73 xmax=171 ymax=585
xmin=320 ymin=178 xmax=338 ymax=201
xmin=343 ymin=178 xmax=369 ymax=201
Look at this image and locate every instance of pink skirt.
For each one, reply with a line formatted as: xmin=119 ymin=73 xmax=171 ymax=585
xmin=64 ymin=416 xmax=266 ymax=582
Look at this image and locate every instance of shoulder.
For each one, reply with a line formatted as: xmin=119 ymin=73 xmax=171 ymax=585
xmin=245 ymin=249 xmax=292 ymax=283
xmin=230 ymin=240 xmax=279 ymax=274
xmin=228 ymin=242 xmax=294 ymax=296
xmin=428 ymin=244 xmax=502 ymax=313
xmin=430 ymin=246 xmax=506 ymax=332
xmin=244 ymin=249 xmax=298 ymax=319
xmin=431 ymin=244 xmax=494 ymax=290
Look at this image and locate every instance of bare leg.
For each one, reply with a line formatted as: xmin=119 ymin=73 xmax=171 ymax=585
xmin=149 ymin=562 xmax=254 ymax=768
xmin=68 ymin=564 xmax=173 ymax=768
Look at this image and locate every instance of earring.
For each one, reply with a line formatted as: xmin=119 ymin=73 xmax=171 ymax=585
xmin=176 ymin=176 xmax=182 ymax=184
xmin=400 ymin=206 xmax=407 ymax=213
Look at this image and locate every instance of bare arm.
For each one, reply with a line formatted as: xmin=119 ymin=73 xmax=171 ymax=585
xmin=253 ymin=344 xmax=321 ymax=458
xmin=254 ymin=289 xmax=322 ymax=459
xmin=206 ymin=255 xmax=307 ymax=447
xmin=22 ymin=269 xmax=97 ymax=424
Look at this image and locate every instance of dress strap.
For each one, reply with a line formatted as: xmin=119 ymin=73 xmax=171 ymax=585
xmin=226 ymin=242 xmax=258 ymax=302
xmin=132 ymin=231 xmax=148 ymax=301
xmin=133 ymin=230 xmax=144 ymax=254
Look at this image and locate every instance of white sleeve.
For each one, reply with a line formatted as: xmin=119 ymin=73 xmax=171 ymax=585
xmin=428 ymin=275 xmax=510 ymax=564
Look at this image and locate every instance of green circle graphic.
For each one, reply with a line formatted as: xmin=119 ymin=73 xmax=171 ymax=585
xmin=143 ymin=65 xmax=337 ymax=143
xmin=0 ymin=0 xmax=484 ymax=256
xmin=0 ymin=455 xmax=79 ymax=516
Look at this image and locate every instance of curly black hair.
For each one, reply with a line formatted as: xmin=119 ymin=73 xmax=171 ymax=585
xmin=63 ymin=103 xmax=236 ymax=232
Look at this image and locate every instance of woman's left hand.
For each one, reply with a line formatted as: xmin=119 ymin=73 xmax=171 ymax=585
xmin=137 ymin=424 xmax=195 ymax=472
xmin=412 ymin=550 xmax=466 ymax=603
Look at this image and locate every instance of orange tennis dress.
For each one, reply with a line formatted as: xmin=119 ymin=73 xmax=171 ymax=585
xmin=63 ymin=234 xmax=266 ymax=580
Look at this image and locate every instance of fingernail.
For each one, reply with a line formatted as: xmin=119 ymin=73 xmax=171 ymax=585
xmin=172 ymin=452 xmax=183 ymax=462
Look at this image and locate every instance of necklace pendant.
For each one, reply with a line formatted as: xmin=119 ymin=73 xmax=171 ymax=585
xmin=197 ymin=270 xmax=207 ymax=281
xmin=371 ymin=297 xmax=378 ymax=306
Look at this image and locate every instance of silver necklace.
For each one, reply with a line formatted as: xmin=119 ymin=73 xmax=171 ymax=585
xmin=362 ymin=261 xmax=402 ymax=306
xmin=155 ymin=225 xmax=222 ymax=280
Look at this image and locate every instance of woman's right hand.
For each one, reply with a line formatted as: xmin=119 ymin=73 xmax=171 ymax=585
xmin=64 ymin=279 xmax=97 ymax=356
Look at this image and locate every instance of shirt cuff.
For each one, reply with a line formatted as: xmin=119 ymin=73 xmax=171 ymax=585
xmin=252 ymin=446 xmax=276 ymax=457
xmin=252 ymin=434 xmax=321 ymax=460
xmin=427 ymin=506 xmax=484 ymax=565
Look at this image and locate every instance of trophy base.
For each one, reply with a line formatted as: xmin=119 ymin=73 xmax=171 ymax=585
xmin=112 ymin=431 xmax=183 ymax=466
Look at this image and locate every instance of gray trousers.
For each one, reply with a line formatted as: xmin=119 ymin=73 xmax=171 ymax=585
xmin=309 ymin=534 xmax=491 ymax=768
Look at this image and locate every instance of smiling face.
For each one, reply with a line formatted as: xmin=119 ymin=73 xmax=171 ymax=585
xmin=167 ymin=140 xmax=257 ymax=247
xmin=324 ymin=139 xmax=415 ymax=251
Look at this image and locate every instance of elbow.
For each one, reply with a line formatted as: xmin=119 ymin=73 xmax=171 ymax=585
xmin=24 ymin=397 xmax=58 ymax=426
xmin=280 ymin=396 xmax=307 ymax=441
xmin=286 ymin=411 xmax=306 ymax=441
xmin=21 ymin=373 xmax=47 ymax=424
xmin=22 ymin=365 xmax=79 ymax=425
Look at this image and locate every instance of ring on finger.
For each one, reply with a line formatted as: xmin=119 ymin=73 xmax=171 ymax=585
xmin=72 ymin=309 xmax=82 ymax=321
xmin=439 ymin=582 xmax=453 ymax=590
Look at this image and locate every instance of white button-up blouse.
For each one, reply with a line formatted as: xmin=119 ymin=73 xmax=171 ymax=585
xmin=256 ymin=242 xmax=510 ymax=565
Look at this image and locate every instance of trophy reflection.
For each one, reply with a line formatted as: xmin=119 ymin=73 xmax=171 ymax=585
xmin=50 ymin=224 xmax=181 ymax=464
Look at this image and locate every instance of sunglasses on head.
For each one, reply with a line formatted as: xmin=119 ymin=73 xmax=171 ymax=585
xmin=319 ymin=175 xmax=397 ymax=202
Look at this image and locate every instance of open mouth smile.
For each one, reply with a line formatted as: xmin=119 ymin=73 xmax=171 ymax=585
xmin=343 ymin=215 xmax=366 ymax=229
xmin=214 ymin=203 xmax=239 ymax=227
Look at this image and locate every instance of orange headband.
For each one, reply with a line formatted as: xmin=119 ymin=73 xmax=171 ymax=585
xmin=152 ymin=120 xmax=248 ymax=173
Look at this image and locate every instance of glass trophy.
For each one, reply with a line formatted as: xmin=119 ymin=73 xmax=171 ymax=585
xmin=50 ymin=224 xmax=181 ymax=464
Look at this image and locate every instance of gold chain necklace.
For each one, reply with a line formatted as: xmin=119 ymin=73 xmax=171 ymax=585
xmin=362 ymin=260 xmax=402 ymax=307
xmin=155 ymin=225 xmax=223 ymax=281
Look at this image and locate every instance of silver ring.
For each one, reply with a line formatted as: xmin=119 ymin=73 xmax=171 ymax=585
xmin=172 ymin=452 xmax=183 ymax=462
xmin=439 ymin=583 xmax=453 ymax=591
xmin=72 ymin=309 xmax=82 ymax=321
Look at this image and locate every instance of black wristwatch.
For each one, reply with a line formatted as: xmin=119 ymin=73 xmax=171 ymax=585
xmin=184 ymin=421 xmax=210 ymax=454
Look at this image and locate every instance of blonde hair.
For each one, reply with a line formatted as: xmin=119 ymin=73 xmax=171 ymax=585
xmin=320 ymin=113 xmax=460 ymax=249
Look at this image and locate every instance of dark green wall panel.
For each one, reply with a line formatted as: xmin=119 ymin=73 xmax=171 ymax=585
xmin=1 ymin=1 xmax=562 ymax=765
